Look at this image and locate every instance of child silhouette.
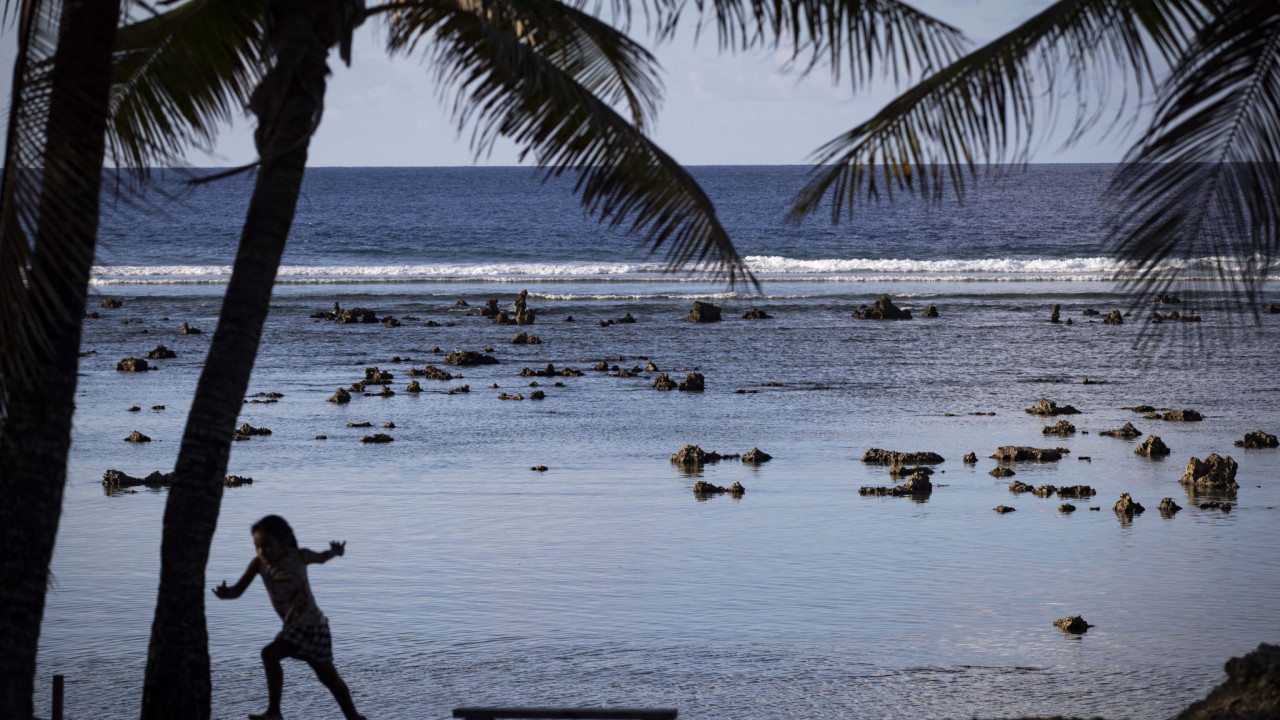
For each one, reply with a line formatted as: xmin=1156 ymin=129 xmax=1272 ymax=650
xmin=214 ymin=515 xmax=365 ymax=720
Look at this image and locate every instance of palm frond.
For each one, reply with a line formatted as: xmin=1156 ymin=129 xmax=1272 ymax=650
xmin=1110 ymin=0 xmax=1280 ymax=309
xmin=690 ymin=0 xmax=966 ymax=90
xmin=788 ymin=0 xmax=1213 ymax=224
xmin=386 ymin=0 xmax=753 ymax=286
xmin=0 ymin=0 xmax=64 ymax=415
xmin=106 ymin=0 xmax=265 ymax=172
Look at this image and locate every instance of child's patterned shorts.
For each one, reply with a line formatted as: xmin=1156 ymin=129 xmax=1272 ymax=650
xmin=277 ymin=621 xmax=333 ymax=665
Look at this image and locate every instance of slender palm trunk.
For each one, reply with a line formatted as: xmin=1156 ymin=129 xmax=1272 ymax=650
xmin=0 ymin=0 xmax=120 ymax=716
xmin=139 ymin=1 xmax=348 ymax=716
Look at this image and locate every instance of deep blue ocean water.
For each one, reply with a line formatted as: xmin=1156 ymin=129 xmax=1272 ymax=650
xmin=36 ymin=166 xmax=1280 ymax=719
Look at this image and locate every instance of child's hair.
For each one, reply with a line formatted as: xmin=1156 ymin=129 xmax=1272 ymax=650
xmin=251 ymin=514 xmax=298 ymax=549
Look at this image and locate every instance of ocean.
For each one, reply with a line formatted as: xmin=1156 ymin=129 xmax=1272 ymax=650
xmin=37 ymin=165 xmax=1280 ymax=719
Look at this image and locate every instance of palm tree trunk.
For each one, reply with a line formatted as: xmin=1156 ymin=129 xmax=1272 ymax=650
xmin=139 ymin=0 xmax=349 ymax=716
xmin=0 ymin=0 xmax=120 ymax=716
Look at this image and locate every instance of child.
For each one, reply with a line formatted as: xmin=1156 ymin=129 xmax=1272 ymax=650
xmin=213 ymin=514 xmax=365 ymax=720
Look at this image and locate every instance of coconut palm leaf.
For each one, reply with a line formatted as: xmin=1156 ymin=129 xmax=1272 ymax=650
xmin=106 ymin=0 xmax=265 ymax=172
xmin=386 ymin=0 xmax=754 ymax=285
xmin=1110 ymin=0 xmax=1280 ymax=307
xmin=787 ymin=0 xmax=1213 ymax=224
xmin=683 ymin=0 xmax=966 ymax=90
xmin=0 ymin=0 xmax=67 ymax=413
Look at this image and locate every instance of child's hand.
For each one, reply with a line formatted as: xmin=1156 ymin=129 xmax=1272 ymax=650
xmin=329 ymin=541 xmax=346 ymax=557
xmin=212 ymin=581 xmax=233 ymax=599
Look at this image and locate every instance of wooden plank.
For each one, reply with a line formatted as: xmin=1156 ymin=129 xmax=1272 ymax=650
xmin=452 ymin=707 xmax=676 ymax=719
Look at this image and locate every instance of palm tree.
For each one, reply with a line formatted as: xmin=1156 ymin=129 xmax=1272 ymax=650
xmin=0 ymin=0 xmax=122 ymax=716
xmin=123 ymin=0 xmax=967 ymax=715
xmin=788 ymin=0 xmax=1279 ymax=305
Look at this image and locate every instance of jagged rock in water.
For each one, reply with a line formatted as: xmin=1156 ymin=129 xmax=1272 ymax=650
xmin=530 ymin=390 xmax=545 ymax=400
xmin=125 ymin=431 xmax=151 ymax=443
xmin=993 ymin=468 xmax=1018 ymax=479
xmin=727 ymin=482 xmax=746 ymax=497
xmin=1025 ymin=398 xmax=1080 ymax=416
xmin=1159 ymin=497 xmax=1182 ymax=515
xmin=407 ymin=365 xmax=454 ymax=380
xmin=962 ymin=452 xmax=978 ymax=464
xmin=102 ymin=469 xmax=174 ymax=489
xmin=1133 ymin=435 xmax=1172 ymax=459
xmin=653 ymin=373 xmax=677 ymax=391
xmin=742 ymin=447 xmax=772 ymax=465
xmin=889 ymin=465 xmax=934 ymax=479
xmin=497 ymin=393 xmax=523 ymax=400
xmin=329 ymin=388 xmax=351 ymax=404
xmin=859 ymin=473 xmax=932 ymax=497
xmin=480 ymin=299 xmax=500 ymax=318
xmin=84 ymin=311 xmax=99 ymax=319
xmin=862 ymin=449 xmax=945 ymax=466
xmin=446 ymin=385 xmax=470 ymax=395
xmin=742 ymin=308 xmax=772 ymax=319
xmin=1032 ymin=485 xmax=1057 ymax=498
xmin=1163 ymin=408 xmax=1204 ymax=422
xmin=232 ymin=423 xmax=272 ymax=441
xmin=1103 ymin=309 xmax=1124 ymax=325
xmin=1050 ymin=304 xmax=1061 ymax=323
xmin=1082 ymin=308 xmax=1100 ymax=316
xmin=444 ymin=350 xmax=499 ymax=366
xmin=990 ymin=446 xmax=1063 ymax=462
xmin=1113 ymin=493 xmax=1145 ymax=517
xmin=511 ymin=332 xmax=541 ymax=345
xmin=337 ymin=307 xmax=379 ymax=324
xmin=127 ymin=406 xmax=141 ymax=412
xmin=1042 ymin=420 xmax=1077 ymax=436
xmin=366 ymin=385 xmax=394 ymax=398
xmin=559 ymin=367 xmax=584 ymax=377
xmin=406 ymin=381 xmax=422 ymax=393
xmin=101 ymin=298 xmax=123 ymax=309
xmin=1235 ymin=430 xmax=1278 ymax=449
xmin=693 ymin=480 xmax=726 ymax=495
xmin=347 ymin=422 xmax=372 ymax=428
xmin=1154 ymin=293 xmax=1181 ymax=304
xmin=1056 ymin=485 xmax=1097 ymax=498
xmin=1172 ymin=643 xmax=1280 ymax=720
xmin=1180 ymin=454 xmax=1240 ymax=492
xmin=383 ymin=316 xmax=402 ymax=328
xmin=1059 ymin=503 xmax=1076 ymax=513
xmin=1008 ymin=480 xmax=1034 ymax=492
xmin=678 ymin=372 xmax=705 ymax=392
xmin=179 ymin=322 xmax=201 ymax=334
xmin=383 ymin=422 xmax=395 ymax=428
xmin=993 ymin=505 xmax=1016 ymax=514
xmin=1198 ymin=501 xmax=1234 ymax=512
xmin=644 ymin=362 xmax=659 ymax=372
xmin=670 ymin=445 xmax=723 ymax=467
xmin=116 ymin=357 xmax=151 ymax=372
xmin=224 ymin=475 xmax=253 ymax=487
xmin=1100 ymin=422 xmax=1142 ymax=438
xmin=683 ymin=301 xmax=722 ymax=323
xmin=363 ymin=367 xmax=394 ymax=383
xmin=1053 ymin=615 xmax=1092 ymax=633
xmin=531 ymin=465 xmax=548 ymax=472
xmin=921 ymin=304 xmax=939 ymax=318
xmin=593 ymin=360 xmax=610 ymax=372
xmin=361 ymin=434 xmax=394 ymax=443
xmin=1126 ymin=404 xmax=1157 ymax=413
xmin=315 ymin=435 xmax=328 ymax=440
xmin=852 ymin=295 xmax=912 ymax=320
xmin=1265 ymin=302 xmax=1280 ymax=314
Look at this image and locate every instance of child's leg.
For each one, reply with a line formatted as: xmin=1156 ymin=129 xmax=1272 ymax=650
xmin=250 ymin=640 xmax=294 ymax=719
xmin=309 ymin=661 xmax=364 ymax=720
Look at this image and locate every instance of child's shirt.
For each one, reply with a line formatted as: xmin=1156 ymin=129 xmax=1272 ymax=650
xmin=259 ymin=549 xmax=326 ymax=628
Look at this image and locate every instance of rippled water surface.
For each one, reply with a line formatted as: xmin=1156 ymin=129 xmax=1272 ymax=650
xmin=34 ymin=167 xmax=1280 ymax=719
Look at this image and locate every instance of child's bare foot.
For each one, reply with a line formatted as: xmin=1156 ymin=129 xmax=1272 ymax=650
xmin=248 ymin=712 xmax=283 ymax=720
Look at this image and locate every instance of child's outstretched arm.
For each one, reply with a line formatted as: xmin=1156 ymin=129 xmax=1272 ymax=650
xmin=212 ymin=557 xmax=260 ymax=599
xmin=301 ymin=541 xmax=346 ymax=565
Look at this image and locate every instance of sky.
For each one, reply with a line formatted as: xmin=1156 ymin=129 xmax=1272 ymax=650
xmin=0 ymin=0 xmax=1150 ymax=167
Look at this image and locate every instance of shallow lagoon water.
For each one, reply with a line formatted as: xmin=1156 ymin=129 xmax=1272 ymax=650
xmin=34 ymin=167 xmax=1280 ymax=718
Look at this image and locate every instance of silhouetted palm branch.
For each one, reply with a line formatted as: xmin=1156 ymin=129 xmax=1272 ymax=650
xmin=106 ymin=0 xmax=265 ymax=171
xmin=1110 ymin=0 xmax=1280 ymax=307
xmin=387 ymin=0 xmax=755 ymax=285
xmin=0 ymin=0 xmax=69 ymax=414
xmin=788 ymin=0 xmax=1212 ymax=223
